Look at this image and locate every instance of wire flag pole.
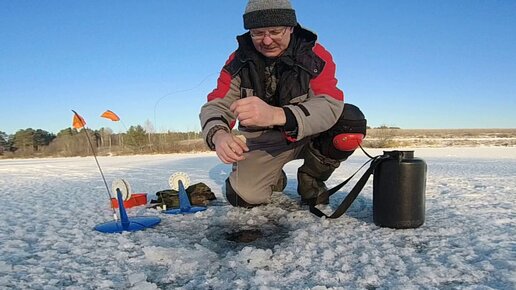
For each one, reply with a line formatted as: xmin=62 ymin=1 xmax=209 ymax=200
xmin=72 ymin=110 xmax=118 ymax=220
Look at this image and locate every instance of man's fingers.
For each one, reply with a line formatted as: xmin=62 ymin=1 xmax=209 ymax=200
xmin=217 ymin=151 xmax=241 ymax=164
xmin=216 ymin=151 xmax=230 ymax=164
xmin=224 ymin=152 xmax=245 ymax=163
xmin=236 ymin=111 xmax=253 ymax=121
xmin=213 ymin=131 xmax=247 ymax=164
xmin=229 ymin=99 xmax=243 ymax=112
xmin=227 ymin=142 xmax=243 ymax=155
xmin=231 ymin=99 xmax=253 ymax=115
xmin=229 ymin=101 xmax=237 ymax=112
xmin=231 ymin=106 xmax=244 ymax=118
xmin=234 ymin=136 xmax=249 ymax=151
xmin=221 ymin=143 xmax=245 ymax=163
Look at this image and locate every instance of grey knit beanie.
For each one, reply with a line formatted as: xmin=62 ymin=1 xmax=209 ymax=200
xmin=243 ymin=0 xmax=297 ymax=29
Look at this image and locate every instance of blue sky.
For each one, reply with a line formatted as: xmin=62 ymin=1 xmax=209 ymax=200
xmin=1 ymin=0 xmax=515 ymax=135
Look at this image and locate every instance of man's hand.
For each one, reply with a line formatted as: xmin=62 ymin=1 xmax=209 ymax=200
xmin=230 ymin=96 xmax=286 ymax=127
xmin=212 ymin=130 xmax=249 ymax=164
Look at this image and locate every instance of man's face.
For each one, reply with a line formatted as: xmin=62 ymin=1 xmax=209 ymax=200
xmin=249 ymin=26 xmax=293 ymax=58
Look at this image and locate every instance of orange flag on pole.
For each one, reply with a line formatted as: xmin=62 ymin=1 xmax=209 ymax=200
xmin=100 ymin=110 xmax=120 ymax=122
xmin=72 ymin=110 xmax=86 ymax=129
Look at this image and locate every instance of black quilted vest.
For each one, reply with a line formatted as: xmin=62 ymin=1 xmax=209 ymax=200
xmin=224 ymin=26 xmax=325 ymax=107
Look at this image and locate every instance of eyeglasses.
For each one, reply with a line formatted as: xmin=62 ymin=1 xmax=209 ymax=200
xmin=249 ymin=27 xmax=289 ymax=41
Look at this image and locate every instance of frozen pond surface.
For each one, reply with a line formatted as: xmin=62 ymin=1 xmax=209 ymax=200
xmin=0 ymin=147 xmax=515 ymax=289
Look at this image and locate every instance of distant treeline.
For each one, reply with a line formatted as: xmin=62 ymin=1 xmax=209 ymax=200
xmin=0 ymin=125 xmax=397 ymax=158
xmin=0 ymin=126 xmax=207 ymax=158
xmin=4 ymin=126 xmax=510 ymax=158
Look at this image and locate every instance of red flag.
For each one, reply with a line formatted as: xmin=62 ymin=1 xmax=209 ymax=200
xmin=72 ymin=111 xmax=86 ymax=129
xmin=101 ymin=110 xmax=120 ymax=121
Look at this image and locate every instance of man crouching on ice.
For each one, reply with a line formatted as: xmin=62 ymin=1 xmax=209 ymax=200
xmin=199 ymin=0 xmax=367 ymax=208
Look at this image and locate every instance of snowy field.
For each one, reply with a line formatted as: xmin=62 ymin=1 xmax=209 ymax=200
xmin=0 ymin=147 xmax=514 ymax=289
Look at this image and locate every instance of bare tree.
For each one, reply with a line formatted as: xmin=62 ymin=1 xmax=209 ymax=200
xmin=144 ymin=119 xmax=155 ymax=147
xmin=99 ymin=127 xmax=113 ymax=152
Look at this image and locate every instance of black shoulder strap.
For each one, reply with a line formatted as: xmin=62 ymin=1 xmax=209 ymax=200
xmin=309 ymin=155 xmax=387 ymax=219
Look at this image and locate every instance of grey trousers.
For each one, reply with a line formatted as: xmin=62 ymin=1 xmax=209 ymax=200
xmin=228 ymin=129 xmax=309 ymax=205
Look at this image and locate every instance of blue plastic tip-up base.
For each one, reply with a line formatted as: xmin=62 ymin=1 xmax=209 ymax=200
xmin=163 ymin=180 xmax=207 ymax=215
xmin=94 ymin=216 xmax=161 ymax=233
xmin=163 ymin=207 xmax=207 ymax=215
xmin=95 ymin=189 xmax=161 ymax=233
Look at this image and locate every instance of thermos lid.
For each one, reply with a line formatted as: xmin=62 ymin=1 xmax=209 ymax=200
xmin=383 ymin=150 xmax=414 ymax=159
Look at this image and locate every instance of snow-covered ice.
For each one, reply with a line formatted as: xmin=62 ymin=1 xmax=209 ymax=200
xmin=0 ymin=147 xmax=514 ymax=289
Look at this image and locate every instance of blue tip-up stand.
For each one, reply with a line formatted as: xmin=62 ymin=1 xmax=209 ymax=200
xmin=163 ymin=180 xmax=207 ymax=215
xmin=95 ymin=189 xmax=161 ymax=233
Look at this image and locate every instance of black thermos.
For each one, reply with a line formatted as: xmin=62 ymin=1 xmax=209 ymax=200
xmin=373 ymin=151 xmax=427 ymax=229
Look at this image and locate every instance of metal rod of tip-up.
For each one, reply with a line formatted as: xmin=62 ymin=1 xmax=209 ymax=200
xmin=72 ymin=110 xmax=118 ymax=221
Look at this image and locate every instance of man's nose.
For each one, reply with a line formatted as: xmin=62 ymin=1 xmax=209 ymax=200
xmin=262 ymin=35 xmax=273 ymax=45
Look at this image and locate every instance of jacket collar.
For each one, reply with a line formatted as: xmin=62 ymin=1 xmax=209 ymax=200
xmin=235 ymin=24 xmax=319 ymax=68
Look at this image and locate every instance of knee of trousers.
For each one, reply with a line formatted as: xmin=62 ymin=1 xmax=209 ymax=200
xmin=225 ymin=177 xmax=270 ymax=207
xmin=314 ymin=103 xmax=367 ymax=161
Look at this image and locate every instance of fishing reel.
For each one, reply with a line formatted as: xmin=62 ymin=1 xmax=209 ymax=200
xmin=112 ymin=178 xmax=132 ymax=201
xmin=168 ymin=172 xmax=191 ymax=191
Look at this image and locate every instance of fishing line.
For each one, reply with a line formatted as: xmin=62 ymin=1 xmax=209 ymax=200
xmin=152 ymin=72 xmax=218 ymax=132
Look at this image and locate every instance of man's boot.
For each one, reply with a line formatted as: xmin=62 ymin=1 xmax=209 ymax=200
xmin=272 ymin=170 xmax=287 ymax=192
xmin=297 ymin=144 xmax=341 ymax=205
